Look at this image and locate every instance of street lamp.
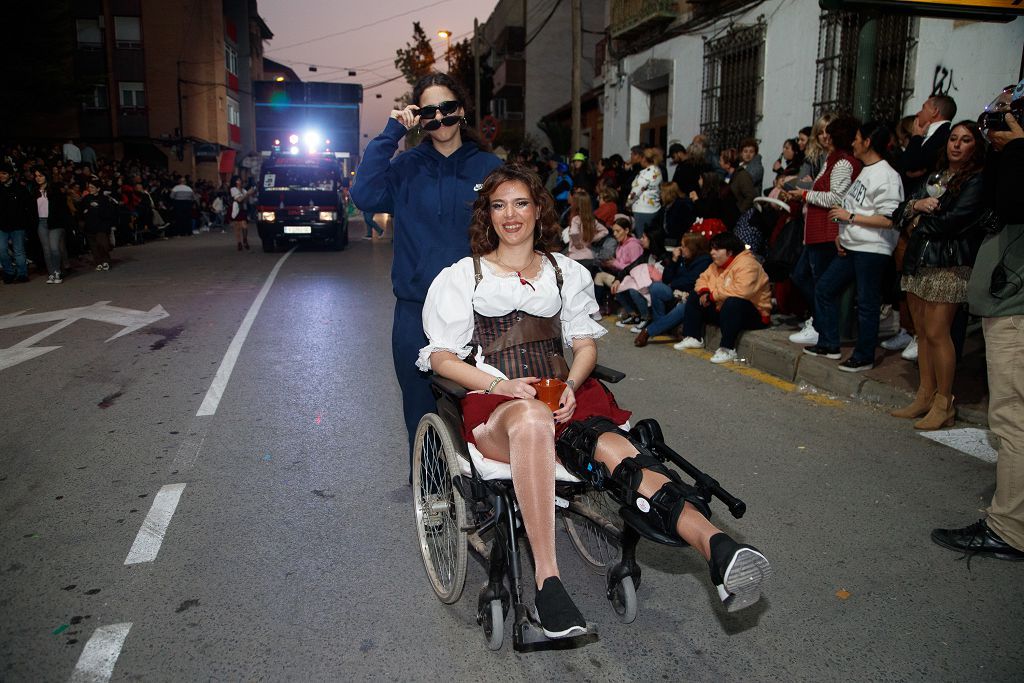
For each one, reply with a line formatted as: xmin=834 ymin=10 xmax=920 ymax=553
xmin=438 ymin=29 xmax=452 ymax=70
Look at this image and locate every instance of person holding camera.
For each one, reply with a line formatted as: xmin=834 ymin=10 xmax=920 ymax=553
xmin=931 ymin=111 xmax=1024 ymax=561
xmin=350 ymin=72 xmax=502 ymax=479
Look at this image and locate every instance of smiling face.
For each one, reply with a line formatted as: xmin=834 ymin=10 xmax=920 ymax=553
xmin=418 ymin=85 xmax=463 ymax=145
xmin=797 ymin=132 xmax=808 ymax=151
xmin=945 ymin=124 xmax=977 ymax=168
xmin=488 ymin=180 xmax=540 ymax=250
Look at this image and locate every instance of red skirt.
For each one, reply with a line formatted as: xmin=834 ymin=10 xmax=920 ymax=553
xmin=460 ymin=377 xmax=632 ymax=445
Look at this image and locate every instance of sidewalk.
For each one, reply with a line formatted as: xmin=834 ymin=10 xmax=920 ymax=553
xmin=655 ymin=323 xmax=990 ymax=426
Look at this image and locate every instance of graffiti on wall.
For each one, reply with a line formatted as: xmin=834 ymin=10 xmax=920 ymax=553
xmin=931 ymin=65 xmax=958 ymax=97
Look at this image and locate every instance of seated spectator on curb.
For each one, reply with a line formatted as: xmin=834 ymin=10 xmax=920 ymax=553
xmin=673 ymin=232 xmax=771 ymax=364
xmin=593 ymin=217 xmax=643 ymax=314
xmin=564 ymin=189 xmax=608 ymax=273
xmin=612 ymin=229 xmax=667 ymax=332
xmin=803 ymin=121 xmax=904 ymax=372
xmin=635 ymin=232 xmax=713 ymax=347
xmin=890 ymin=120 xmax=988 ymax=431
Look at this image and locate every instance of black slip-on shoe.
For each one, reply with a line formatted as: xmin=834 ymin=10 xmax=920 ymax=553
xmin=709 ymin=533 xmax=772 ymax=613
xmin=931 ymin=519 xmax=1024 ymax=561
xmin=534 ymin=577 xmax=587 ymax=639
xmin=802 ymin=344 xmax=841 ymax=360
xmin=838 ymin=356 xmax=874 ymax=373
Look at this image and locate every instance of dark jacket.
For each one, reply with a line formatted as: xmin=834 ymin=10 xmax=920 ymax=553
xmin=79 ymin=192 xmax=118 ymax=235
xmin=663 ymin=199 xmax=694 ymax=240
xmin=39 ymin=187 xmax=74 ymax=230
xmin=899 ymin=122 xmax=951 ymax=195
xmin=662 ymin=253 xmax=713 ymax=294
xmin=350 ymin=118 xmax=502 ymax=303
xmin=729 ymin=167 xmax=757 ymax=213
xmin=900 ymin=173 xmax=987 ymax=276
xmin=0 ymin=179 xmax=35 ymax=231
xmin=671 ymin=160 xmax=704 ymax=197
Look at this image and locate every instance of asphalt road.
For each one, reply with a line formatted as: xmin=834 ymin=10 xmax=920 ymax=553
xmin=1 ymin=223 xmax=1020 ymax=681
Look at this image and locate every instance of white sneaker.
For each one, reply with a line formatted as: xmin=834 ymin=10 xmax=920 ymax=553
xmin=881 ymin=328 xmax=913 ymax=351
xmin=788 ymin=318 xmax=819 ymax=344
xmin=878 ymin=306 xmax=900 ymax=337
xmin=901 ymin=337 xmax=918 ymax=361
xmin=590 ymin=311 xmax=603 ymax=321
xmin=52 ymin=272 xmax=63 ymax=284
xmin=710 ymin=347 xmax=738 ymax=364
xmin=673 ymin=336 xmax=704 ymax=350
xmin=629 ymin=320 xmax=649 ymax=334
xmin=45 ymin=274 xmax=55 ymax=284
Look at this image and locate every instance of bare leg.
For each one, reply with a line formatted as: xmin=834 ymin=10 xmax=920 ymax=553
xmin=907 ymin=293 xmax=936 ymax=396
xmin=922 ymin=301 xmax=959 ymax=398
xmin=593 ymin=432 xmax=720 ymax=560
xmin=472 ymin=399 xmax=558 ymax=589
xmin=233 ymin=220 xmax=244 ymax=246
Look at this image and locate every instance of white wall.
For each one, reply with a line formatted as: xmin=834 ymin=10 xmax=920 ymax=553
xmin=908 ymin=17 xmax=1024 ymax=121
xmin=602 ymin=2 xmax=1024 ymax=170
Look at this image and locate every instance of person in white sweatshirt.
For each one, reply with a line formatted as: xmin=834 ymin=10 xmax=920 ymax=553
xmin=804 ymin=121 xmax=904 ymax=372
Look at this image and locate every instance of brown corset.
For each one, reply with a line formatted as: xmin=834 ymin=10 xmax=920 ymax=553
xmin=471 ymin=253 xmax=569 ymax=380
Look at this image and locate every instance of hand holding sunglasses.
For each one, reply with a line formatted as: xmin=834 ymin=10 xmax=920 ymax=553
xmin=413 ymin=100 xmax=462 ymax=131
xmin=390 ymin=104 xmax=422 ymax=130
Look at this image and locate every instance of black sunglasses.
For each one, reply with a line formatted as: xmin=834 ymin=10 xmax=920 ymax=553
xmin=415 ymin=100 xmax=460 ymax=120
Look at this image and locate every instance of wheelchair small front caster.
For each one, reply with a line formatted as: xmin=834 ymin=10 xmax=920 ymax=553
xmin=481 ymin=599 xmax=504 ymax=650
xmin=606 ymin=566 xmax=638 ymax=624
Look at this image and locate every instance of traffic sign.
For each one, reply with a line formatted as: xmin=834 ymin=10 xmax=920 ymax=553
xmin=480 ymin=115 xmax=500 ymax=143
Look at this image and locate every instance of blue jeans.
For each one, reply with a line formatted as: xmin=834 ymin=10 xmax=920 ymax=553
xmin=815 ymin=249 xmax=890 ymax=361
xmin=363 ymin=211 xmax=383 ymax=237
xmin=649 ymin=282 xmax=675 ymax=320
xmin=647 ymin=296 xmax=687 ymax=337
xmin=615 ymin=289 xmax=649 ymax=318
xmin=38 ymin=219 xmax=64 ymax=276
xmin=633 ymin=211 xmax=658 ymax=238
xmin=681 ymin=296 xmax=768 ymax=349
xmin=0 ymin=229 xmax=27 ymax=278
xmin=789 ymin=242 xmax=838 ymax=324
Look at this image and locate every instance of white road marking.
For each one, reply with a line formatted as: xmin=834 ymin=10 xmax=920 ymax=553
xmin=170 ymin=422 xmax=210 ymax=471
xmin=69 ymin=622 xmax=132 ymax=683
xmin=920 ymin=428 xmax=999 ymax=463
xmin=124 ymin=483 xmax=186 ymax=565
xmin=196 ymin=248 xmax=294 ymax=416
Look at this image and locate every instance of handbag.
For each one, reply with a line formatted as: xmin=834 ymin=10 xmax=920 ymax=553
xmin=764 ymin=213 xmax=804 ymax=282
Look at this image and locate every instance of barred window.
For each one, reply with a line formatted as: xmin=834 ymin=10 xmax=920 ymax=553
xmin=700 ymin=21 xmax=765 ymax=152
xmin=814 ymin=11 xmax=918 ymax=124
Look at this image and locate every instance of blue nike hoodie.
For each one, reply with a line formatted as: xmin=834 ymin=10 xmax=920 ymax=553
xmin=351 ymin=118 xmax=503 ymax=303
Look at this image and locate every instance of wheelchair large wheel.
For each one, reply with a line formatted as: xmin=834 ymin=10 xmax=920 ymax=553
xmin=562 ymin=489 xmax=622 ymax=572
xmin=412 ymin=413 xmax=468 ymax=604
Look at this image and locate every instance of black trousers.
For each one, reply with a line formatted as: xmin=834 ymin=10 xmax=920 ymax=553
xmin=393 ymin=299 xmax=436 ymax=476
xmin=682 ymin=296 xmax=767 ymax=349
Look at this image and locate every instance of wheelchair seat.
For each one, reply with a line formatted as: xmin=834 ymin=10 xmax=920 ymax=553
xmin=461 ymin=442 xmax=582 ymax=483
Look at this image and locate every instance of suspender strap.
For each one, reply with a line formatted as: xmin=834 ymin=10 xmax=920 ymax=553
xmin=472 ymin=256 xmax=484 ymax=290
xmin=543 ymin=251 xmax=563 ymax=292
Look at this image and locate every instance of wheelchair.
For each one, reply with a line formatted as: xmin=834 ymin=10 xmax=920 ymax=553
xmin=411 ymin=365 xmax=750 ymax=652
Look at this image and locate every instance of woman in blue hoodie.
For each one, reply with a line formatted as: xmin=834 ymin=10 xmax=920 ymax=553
xmin=351 ymin=73 xmax=502 ymax=477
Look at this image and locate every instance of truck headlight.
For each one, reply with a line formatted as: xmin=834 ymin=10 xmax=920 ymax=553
xmin=318 ymin=211 xmax=336 ymax=222
xmin=259 ymin=211 xmax=276 ymax=222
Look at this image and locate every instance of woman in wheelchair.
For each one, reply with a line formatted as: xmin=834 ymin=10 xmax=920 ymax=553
xmin=417 ymin=165 xmax=771 ymax=639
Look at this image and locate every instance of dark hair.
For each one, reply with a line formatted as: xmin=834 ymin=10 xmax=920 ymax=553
xmin=937 ymin=120 xmax=987 ymax=196
xmin=643 ymin=228 xmax=666 ymax=258
xmin=709 ymin=231 xmax=746 ymax=256
xmin=856 ymin=121 xmax=893 ymax=160
xmin=411 ymin=72 xmax=487 ymax=150
xmin=929 ymin=94 xmax=958 ymax=121
xmin=699 ymin=171 xmax=723 ymax=199
xmin=630 ymin=145 xmax=643 ymax=156
xmin=681 ymin=231 xmax=710 ymax=257
xmin=719 ymin=148 xmax=738 ymax=170
xmin=799 ymin=126 xmax=812 ymax=138
xmin=230 ymin=174 xmax=241 ymax=185
xmin=826 ymin=114 xmax=860 ymax=153
xmin=668 ymin=143 xmax=685 ymax=156
xmin=739 ymin=137 xmax=759 ymax=154
xmin=468 ymin=164 xmax=560 ymax=256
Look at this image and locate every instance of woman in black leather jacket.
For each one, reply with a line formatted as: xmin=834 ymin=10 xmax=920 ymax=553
xmin=893 ymin=120 xmax=988 ymax=430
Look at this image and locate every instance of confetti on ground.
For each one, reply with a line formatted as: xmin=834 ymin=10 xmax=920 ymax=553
xmin=315 ymin=413 xmax=322 ymax=425
xmin=262 ymin=453 xmax=272 ymax=462
xmin=835 ymin=589 xmax=851 ymax=600
xmin=797 ymin=446 xmax=806 ymax=450
xmin=53 ymin=624 xmax=69 ymax=635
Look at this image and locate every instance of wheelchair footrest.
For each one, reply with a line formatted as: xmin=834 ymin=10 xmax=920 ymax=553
xmin=511 ymin=604 xmax=598 ymax=653
xmin=619 ymin=506 xmax=688 ymax=547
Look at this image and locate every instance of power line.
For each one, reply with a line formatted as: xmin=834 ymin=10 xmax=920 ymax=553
xmin=265 ymin=0 xmax=457 ymax=54
xmin=525 ymin=0 xmax=563 ymax=47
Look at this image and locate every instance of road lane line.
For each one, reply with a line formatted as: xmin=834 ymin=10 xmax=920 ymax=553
xmin=124 ymin=483 xmax=186 ymax=565
xmin=69 ymin=622 xmax=131 ymax=683
xmin=170 ymin=424 xmax=209 ymax=471
xmin=197 ymin=248 xmax=295 ymax=416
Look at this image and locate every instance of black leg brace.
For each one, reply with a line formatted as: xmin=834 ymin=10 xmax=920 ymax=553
xmin=557 ymin=417 xmax=711 ymax=537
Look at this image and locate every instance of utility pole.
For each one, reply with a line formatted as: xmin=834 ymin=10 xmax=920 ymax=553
xmin=522 ymin=0 xmax=527 ymax=133
xmin=570 ymin=0 xmax=582 ymax=153
xmin=474 ymin=18 xmax=481 ymax=128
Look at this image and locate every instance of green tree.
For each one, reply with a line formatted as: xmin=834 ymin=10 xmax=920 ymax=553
xmin=394 ymin=22 xmax=436 ymax=88
xmin=448 ymin=38 xmax=493 ymax=126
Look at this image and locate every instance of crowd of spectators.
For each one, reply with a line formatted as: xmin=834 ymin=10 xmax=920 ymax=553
xmin=0 ymin=141 xmax=245 ymax=284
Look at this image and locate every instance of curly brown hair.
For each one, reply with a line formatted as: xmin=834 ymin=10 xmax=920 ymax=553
xmin=468 ymin=164 xmax=561 ymax=256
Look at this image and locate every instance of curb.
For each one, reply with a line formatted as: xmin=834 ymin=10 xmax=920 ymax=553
xmin=700 ymin=327 xmax=988 ymax=427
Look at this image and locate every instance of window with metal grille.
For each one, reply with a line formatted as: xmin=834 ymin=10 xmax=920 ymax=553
xmin=813 ymin=11 xmax=918 ymax=124
xmin=700 ymin=21 xmax=765 ymax=152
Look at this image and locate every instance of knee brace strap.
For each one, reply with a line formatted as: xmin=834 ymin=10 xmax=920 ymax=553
xmin=556 ymin=417 xmax=621 ymax=488
xmin=610 ymin=448 xmax=712 ymax=536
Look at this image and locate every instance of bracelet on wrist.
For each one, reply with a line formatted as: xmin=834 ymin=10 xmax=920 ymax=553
xmin=485 ymin=377 xmax=503 ymax=394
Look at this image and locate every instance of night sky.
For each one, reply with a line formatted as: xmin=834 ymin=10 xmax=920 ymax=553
xmin=259 ymin=0 xmax=501 ymax=153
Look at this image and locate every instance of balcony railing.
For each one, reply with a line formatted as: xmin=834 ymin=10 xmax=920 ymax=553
xmin=610 ymin=0 xmax=680 ymax=40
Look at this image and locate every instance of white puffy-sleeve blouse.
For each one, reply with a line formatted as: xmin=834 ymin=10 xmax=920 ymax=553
xmin=416 ymin=252 xmax=606 ymax=374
